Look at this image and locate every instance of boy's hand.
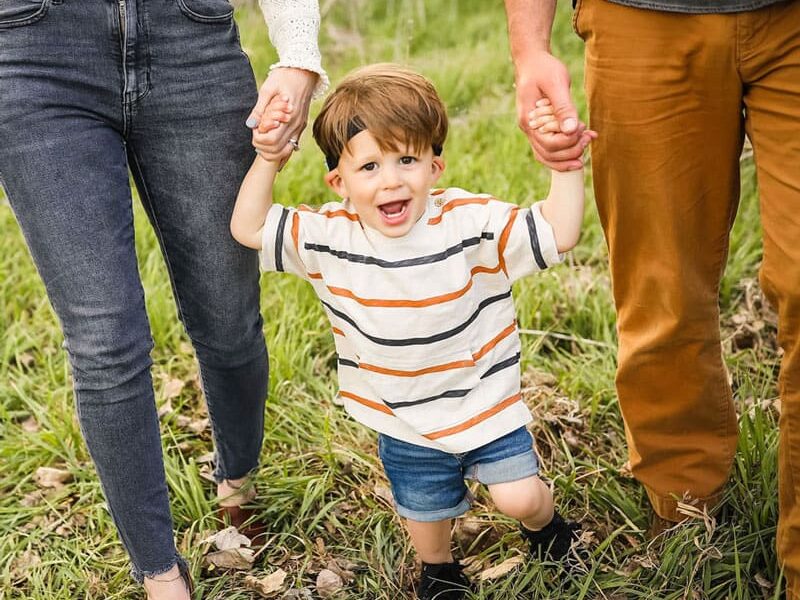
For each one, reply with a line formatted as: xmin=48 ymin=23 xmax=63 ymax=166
xmin=527 ymin=99 xmax=597 ymax=164
xmin=253 ymin=96 xmax=294 ymax=165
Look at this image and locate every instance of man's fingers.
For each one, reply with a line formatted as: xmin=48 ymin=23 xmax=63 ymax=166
xmin=538 ymin=66 xmax=578 ymax=134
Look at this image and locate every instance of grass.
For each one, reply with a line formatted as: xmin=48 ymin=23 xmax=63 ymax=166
xmin=0 ymin=1 xmax=781 ymax=598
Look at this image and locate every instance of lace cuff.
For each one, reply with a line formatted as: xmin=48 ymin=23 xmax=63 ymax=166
xmin=258 ymin=0 xmax=329 ymax=97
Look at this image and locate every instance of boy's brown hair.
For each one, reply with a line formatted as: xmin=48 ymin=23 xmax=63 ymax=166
xmin=312 ymin=63 xmax=448 ymax=170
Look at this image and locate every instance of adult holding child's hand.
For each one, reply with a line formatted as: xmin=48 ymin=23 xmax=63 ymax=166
xmin=245 ymin=2 xmax=329 ymax=164
xmin=505 ymin=1 xmax=592 ymax=171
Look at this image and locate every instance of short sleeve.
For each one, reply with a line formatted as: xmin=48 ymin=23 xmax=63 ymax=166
xmin=260 ymin=204 xmax=308 ymax=277
xmin=499 ymin=201 xmax=564 ymax=283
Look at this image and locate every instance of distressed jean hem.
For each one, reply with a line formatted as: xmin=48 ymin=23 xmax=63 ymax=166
xmin=130 ymin=553 xmax=188 ymax=584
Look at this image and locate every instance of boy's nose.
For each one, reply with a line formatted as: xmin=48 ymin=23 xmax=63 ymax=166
xmin=381 ymin=165 xmax=402 ymax=188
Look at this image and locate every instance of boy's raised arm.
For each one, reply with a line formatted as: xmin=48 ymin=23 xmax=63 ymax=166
xmin=529 ymin=98 xmax=594 ymax=252
xmin=539 ymin=168 xmax=585 ymax=253
xmin=230 ymin=156 xmax=280 ymax=250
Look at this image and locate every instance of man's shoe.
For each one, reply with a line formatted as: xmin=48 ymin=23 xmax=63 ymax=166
xmin=520 ymin=511 xmax=581 ymax=561
xmin=417 ymin=561 xmax=471 ymax=600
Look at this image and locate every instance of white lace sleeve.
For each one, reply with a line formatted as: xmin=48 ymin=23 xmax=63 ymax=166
xmin=258 ymin=0 xmax=329 ymax=97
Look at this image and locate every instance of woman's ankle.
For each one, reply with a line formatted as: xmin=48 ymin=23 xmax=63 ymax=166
xmin=217 ymin=476 xmax=256 ymax=507
xmin=143 ymin=565 xmax=191 ymax=600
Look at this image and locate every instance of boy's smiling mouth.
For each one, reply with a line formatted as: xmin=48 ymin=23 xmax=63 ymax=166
xmin=377 ymin=199 xmax=411 ymax=225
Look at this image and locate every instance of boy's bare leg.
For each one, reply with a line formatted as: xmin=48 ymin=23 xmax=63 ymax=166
xmin=405 ymin=519 xmax=454 ymax=564
xmin=489 ymin=476 xmax=554 ymax=530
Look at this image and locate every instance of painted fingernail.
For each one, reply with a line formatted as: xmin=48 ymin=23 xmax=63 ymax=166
xmin=246 ymin=117 xmax=258 ymax=128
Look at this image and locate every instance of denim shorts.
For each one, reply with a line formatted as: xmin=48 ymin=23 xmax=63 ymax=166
xmin=377 ymin=426 xmax=539 ymax=522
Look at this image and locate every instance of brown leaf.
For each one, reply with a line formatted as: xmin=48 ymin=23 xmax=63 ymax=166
xmin=243 ymin=568 xmax=288 ymax=597
xmin=157 ymin=398 xmax=174 ymax=419
xmin=325 ymin=559 xmax=355 ymax=583
xmin=11 ymin=549 xmax=41 ymax=579
xmin=34 ymin=467 xmax=73 ymax=489
xmin=207 ymin=526 xmax=252 ymax=551
xmin=283 ymin=589 xmax=314 ymax=599
xmin=372 ymin=483 xmax=394 ymax=506
xmin=754 ymin=572 xmax=774 ymax=590
xmin=315 ymin=569 xmax=344 ymax=598
xmin=163 ymin=378 xmax=185 ymax=399
xmin=204 ymin=547 xmax=255 ymax=570
xmin=21 ymin=416 xmax=40 ymax=433
xmin=21 ymin=490 xmax=45 ymax=507
xmin=188 ymin=418 xmax=209 ymax=434
xmin=478 ymin=556 xmax=523 ymax=581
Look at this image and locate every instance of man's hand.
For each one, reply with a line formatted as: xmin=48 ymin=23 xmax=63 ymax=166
xmin=527 ymin=97 xmax=596 ymax=166
xmin=515 ymin=50 xmax=592 ymax=171
xmin=245 ymin=67 xmax=319 ymax=164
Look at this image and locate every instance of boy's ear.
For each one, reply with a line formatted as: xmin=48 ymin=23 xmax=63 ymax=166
xmin=430 ymin=156 xmax=445 ymax=183
xmin=324 ymin=168 xmax=347 ymax=198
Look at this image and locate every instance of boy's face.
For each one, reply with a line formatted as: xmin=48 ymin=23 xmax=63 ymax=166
xmin=324 ymin=130 xmax=445 ymax=238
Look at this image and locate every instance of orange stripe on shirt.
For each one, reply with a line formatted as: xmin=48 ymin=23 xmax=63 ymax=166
xmin=497 ymin=208 xmax=518 ymax=276
xmin=424 ymin=393 xmax=522 ymax=440
xmin=358 ymin=321 xmax=515 ymax=377
xmin=324 ymin=262 xmax=504 ymax=308
xmin=339 ymin=390 xmax=393 ymax=415
xmin=298 ymin=205 xmax=360 ymax=221
xmin=427 ymin=197 xmax=492 ymax=225
xmin=359 ymin=358 xmax=475 ymax=378
xmin=291 ymin=211 xmax=300 ymax=253
xmin=472 ymin=321 xmax=517 ymax=361
xmin=332 ymin=327 xmax=344 ymax=336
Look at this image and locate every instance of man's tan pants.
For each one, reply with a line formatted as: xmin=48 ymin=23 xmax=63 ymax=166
xmin=575 ymin=0 xmax=800 ymax=593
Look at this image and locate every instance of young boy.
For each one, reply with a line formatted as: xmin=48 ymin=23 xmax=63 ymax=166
xmin=231 ymin=64 xmax=594 ymax=599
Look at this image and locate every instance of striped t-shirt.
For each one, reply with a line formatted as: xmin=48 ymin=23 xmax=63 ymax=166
xmin=261 ymin=187 xmax=563 ymax=453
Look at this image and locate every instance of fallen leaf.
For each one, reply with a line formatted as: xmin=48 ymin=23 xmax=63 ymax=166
xmin=16 ymin=352 xmax=35 ymax=369
xmin=244 ymin=568 xmax=287 ymax=597
xmin=21 ymin=490 xmax=45 ymax=507
xmin=755 ymin=572 xmax=774 ymax=590
xmin=325 ymin=559 xmax=355 ymax=583
xmin=21 ymin=416 xmax=40 ymax=433
xmin=204 ymin=548 xmax=255 ymax=570
xmin=188 ymin=418 xmax=209 ymax=434
xmin=372 ymin=483 xmax=394 ymax=506
xmin=197 ymin=452 xmax=215 ymax=464
xmin=208 ymin=526 xmax=252 ymax=551
xmin=315 ymin=568 xmax=344 ymax=598
xmin=478 ymin=556 xmax=524 ymax=581
xmin=158 ymin=398 xmax=174 ymax=419
xmin=34 ymin=467 xmax=73 ymax=489
xmin=283 ymin=589 xmax=314 ymax=599
xmin=10 ymin=549 xmax=41 ymax=579
xmin=163 ymin=378 xmax=185 ymax=399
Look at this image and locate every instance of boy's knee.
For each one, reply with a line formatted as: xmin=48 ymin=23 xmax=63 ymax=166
xmin=490 ymin=476 xmax=553 ymax=522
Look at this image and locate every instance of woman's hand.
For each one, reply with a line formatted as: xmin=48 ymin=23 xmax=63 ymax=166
xmin=246 ymin=67 xmax=319 ymax=164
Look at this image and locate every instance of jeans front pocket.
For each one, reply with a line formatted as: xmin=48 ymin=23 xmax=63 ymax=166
xmin=0 ymin=0 xmax=49 ymax=28
xmin=176 ymin=0 xmax=233 ymax=23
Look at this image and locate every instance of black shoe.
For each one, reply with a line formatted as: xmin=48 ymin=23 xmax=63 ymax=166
xmin=520 ymin=511 xmax=581 ymax=561
xmin=417 ymin=561 xmax=471 ymax=600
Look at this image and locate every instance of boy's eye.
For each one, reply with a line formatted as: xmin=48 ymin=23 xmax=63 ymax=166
xmin=400 ymin=156 xmax=416 ymax=165
xmin=361 ymin=162 xmax=377 ymax=171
